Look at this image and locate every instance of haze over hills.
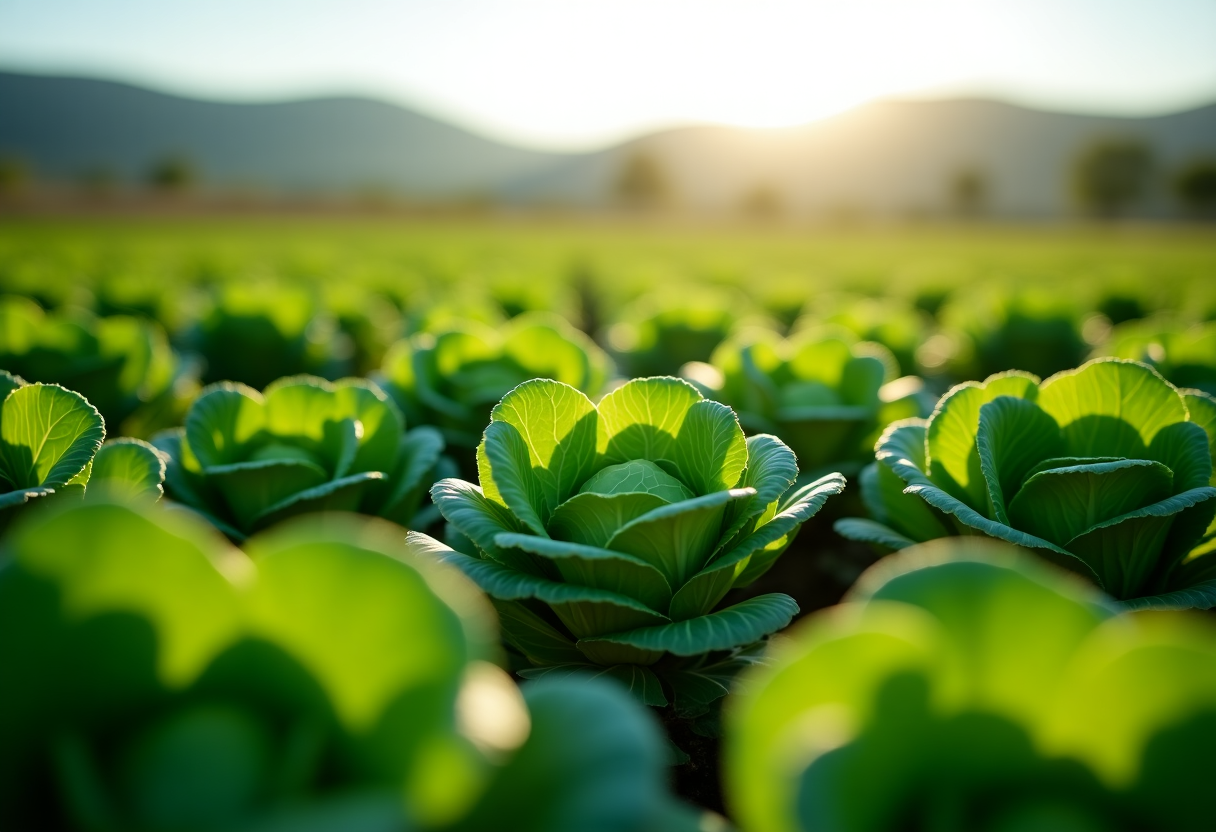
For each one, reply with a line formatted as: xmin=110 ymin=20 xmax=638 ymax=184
xmin=517 ymin=99 xmax=1216 ymax=217
xmin=2 ymin=70 xmax=1214 ymax=217
xmin=0 ymin=71 xmax=570 ymax=195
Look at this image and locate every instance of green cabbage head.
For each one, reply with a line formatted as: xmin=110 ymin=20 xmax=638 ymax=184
xmin=154 ymin=374 xmax=444 ymax=539
xmin=836 ymin=358 xmax=1216 ymax=608
xmin=932 ymin=288 xmax=1091 ymax=381
xmin=0 ymin=295 xmax=196 ymax=437
xmin=431 ymin=376 xmax=844 ymax=714
xmin=794 ymin=293 xmax=931 ymax=377
xmin=378 ymin=313 xmax=612 ymax=460
xmin=1 ymin=370 xmax=164 ymax=521
xmin=0 ymin=495 xmax=705 ymax=831
xmin=688 ymin=327 xmax=925 ymax=475
xmin=608 ymin=295 xmax=738 ymax=377
xmin=187 ymin=283 xmax=352 ymax=389
xmin=726 ymin=540 xmax=1216 ymax=832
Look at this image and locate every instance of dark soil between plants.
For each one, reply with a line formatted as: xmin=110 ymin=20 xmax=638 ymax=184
xmin=663 ymin=708 xmax=725 ymax=816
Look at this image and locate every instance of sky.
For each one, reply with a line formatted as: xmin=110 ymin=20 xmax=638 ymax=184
xmin=2 ymin=0 xmax=1215 ymax=150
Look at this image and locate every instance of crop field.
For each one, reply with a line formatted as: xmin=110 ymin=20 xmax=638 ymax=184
xmin=4 ymin=215 xmax=1216 ymax=830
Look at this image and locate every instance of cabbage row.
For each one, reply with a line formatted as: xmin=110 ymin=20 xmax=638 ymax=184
xmin=5 ymin=248 xmax=1216 ymax=830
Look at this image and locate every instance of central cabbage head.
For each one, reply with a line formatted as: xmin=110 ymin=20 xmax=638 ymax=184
xmin=432 ymin=376 xmax=845 ymax=713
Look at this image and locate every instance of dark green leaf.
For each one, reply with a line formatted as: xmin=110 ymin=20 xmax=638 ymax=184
xmin=369 ymin=426 xmax=445 ymax=523
xmin=206 ymin=459 xmax=329 ymax=530
xmin=903 ymin=480 xmax=1086 ymax=577
xmin=662 ymin=645 xmax=767 ymax=715
xmin=494 ymin=532 xmax=673 ymax=613
xmin=1119 ymin=578 xmax=1216 ymax=611
xmin=430 ymin=477 xmax=546 ymax=575
xmin=333 ymin=380 xmax=404 ymax=475
xmin=860 ymin=458 xmax=951 ymax=542
xmin=719 ymin=433 xmax=799 ymax=545
xmin=0 ymin=486 xmax=53 ymax=509
xmin=579 ymin=594 xmax=798 ymax=657
xmin=875 ymin=418 xmax=932 ymax=487
xmin=252 ymin=471 xmax=383 ymax=531
xmin=1064 ymin=486 xmax=1216 ymax=598
xmin=490 ymin=598 xmax=585 ymax=666
xmin=670 ymin=472 xmax=845 ymax=620
xmin=838 ymin=354 xmax=889 ymax=406
xmin=733 ymin=472 xmax=847 ymax=587
xmin=436 ymin=550 xmax=668 ymax=639
xmin=1007 ymin=459 xmax=1174 ymax=547
xmin=1148 ymin=420 xmax=1212 ymax=493
xmin=833 ymin=518 xmax=916 ymax=550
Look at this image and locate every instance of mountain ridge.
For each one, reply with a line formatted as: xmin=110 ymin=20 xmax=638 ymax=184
xmin=2 ymin=70 xmax=1213 ymax=216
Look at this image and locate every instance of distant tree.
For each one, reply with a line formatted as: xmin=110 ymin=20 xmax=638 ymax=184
xmin=1174 ymin=158 xmax=1216 ymax=218
xmin=147 ymin=155 xmax=196 ymax=193
xmin=615 ymin=151 xmax=669 ymax=209
xmin=1072 ymin=139 xmax=1153 ymax=218
xmin=740 ymin=183 xmax=783 ymax=220
xmin=948 ymin=166 xmax=988 ymax=217
xmin=0 ymin=156 xmax=31 ymax=197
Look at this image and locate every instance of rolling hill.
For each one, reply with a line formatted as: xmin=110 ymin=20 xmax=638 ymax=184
xmin=2 ymin=70 xmax=1213 ymax=216
xmin=0 ymin=71 xmax=569 ymax=195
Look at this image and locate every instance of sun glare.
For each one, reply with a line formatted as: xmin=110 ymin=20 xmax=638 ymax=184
xmin=660 ymin=0 xmax=978 ymax=129
xmin=415 ymin=0 xmax=986 ymax=145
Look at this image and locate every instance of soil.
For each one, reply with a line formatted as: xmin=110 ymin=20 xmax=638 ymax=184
xmin=662 ymin=708 xmax=726 ymax=816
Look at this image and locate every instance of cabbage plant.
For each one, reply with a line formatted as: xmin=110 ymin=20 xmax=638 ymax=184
xmin=687 ymin=328 xmax=926 ymax=476
xmin=378 ymin=313 xmax=612 ymax=460
xmin=794 ymin=293 xmax=931 ymax=377
xmin=154 ymin=374 xmax=444 ymax=539
xmin=0 ymin=370 xmax=164 ymax=521
xmin=186 ymin=283 xmax=352 ymax=389
xmin=836 ymin=358 xmax=1216 ymax=608
xmin=0 ymin=496 xmax=706 ymax=832
xmin=431 ymin=376 xmax=845 ymax=715
xmin=725 ymin=540 xmax=1216 ymax=832
xmin=0 ymin=295 xmax=196 ymax=437
xmin=931 ymin=289 xmax=1090 ymax=381
xmin=607 ymin=296 xmax=739 ymax=378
